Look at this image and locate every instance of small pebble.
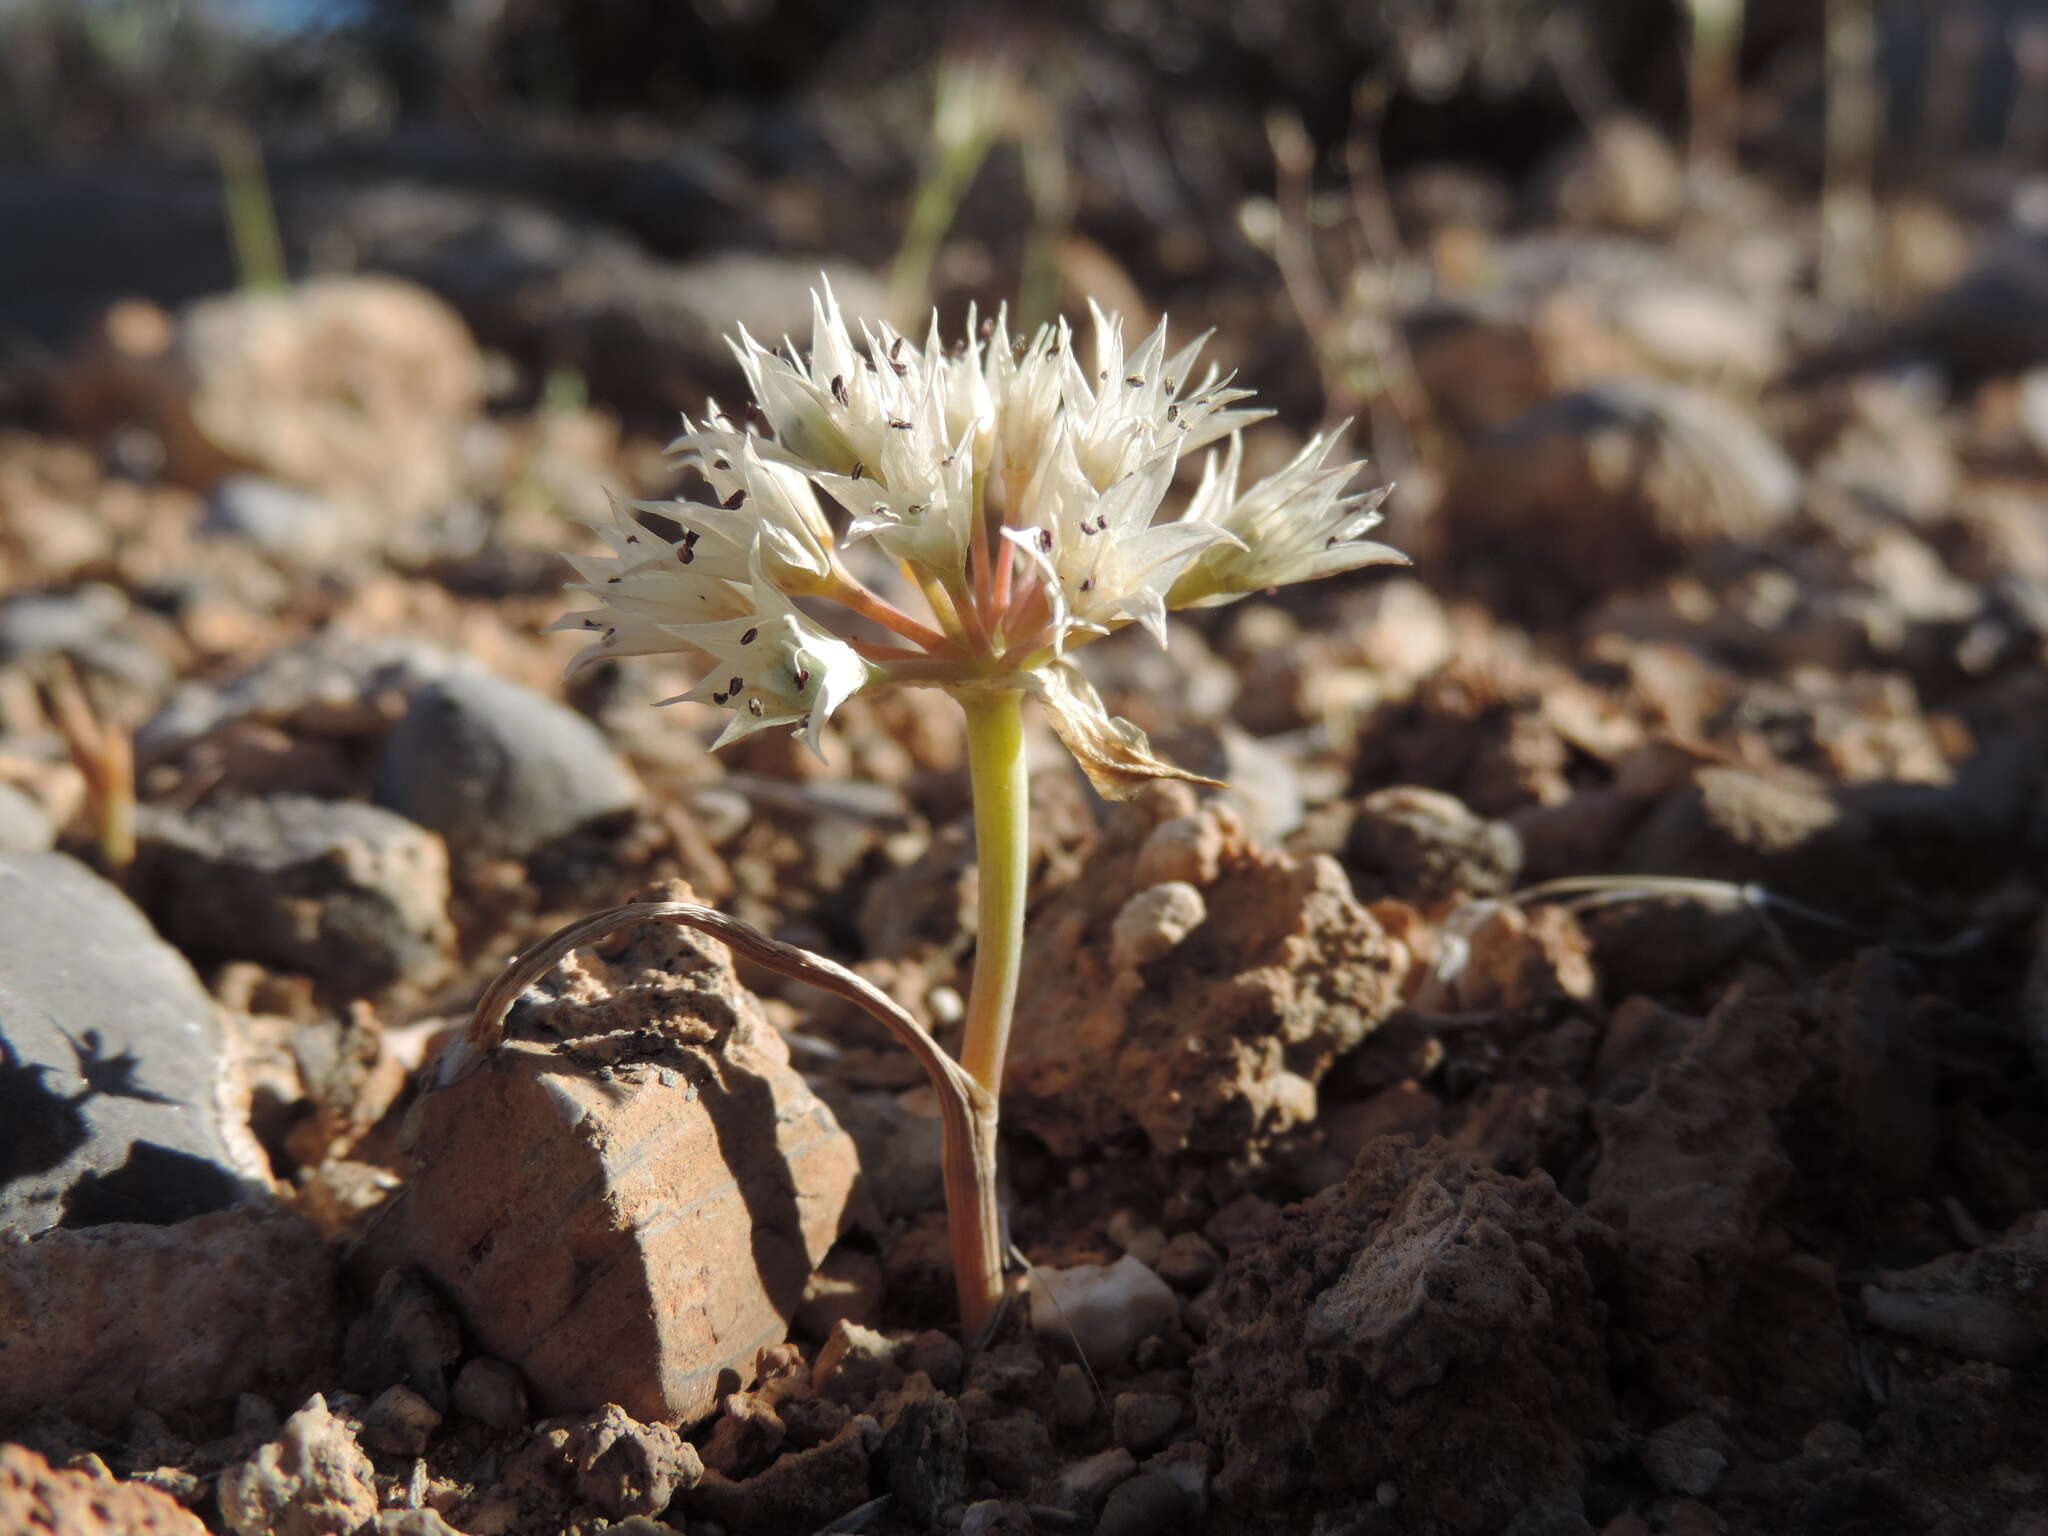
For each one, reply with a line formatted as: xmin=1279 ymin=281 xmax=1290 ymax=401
xmin=812 ymin=1319 xmax=903 ymax=1404
xmin=360 ymin=1384 xmax=442 ymax=1457
xmin=1109 ymin=882 xmax=1207 ymax=973
xmin=1054 ymin=1447 xmax=1137 ymax=1513
xmin=1111 ymin=1391 xmax=1181 ymax=1454
xmin=906 ymin=1328 xmax=964 ymax=1391
xmin=450 ymin=1358 xmax=527 ymax=1430
xmin=1153 ymin=1232 xmax=1221 ymax=1293
xmin=1095 ymin=1471 xmax=1199 ymax=1536
xmin=1050 ymin=1363 xmax=1097 ymax=1431
xmin=0 ymin=783 xmax=54 ymax=853
xmin=1027 ymin=1255 xmax=1179 ymax=1368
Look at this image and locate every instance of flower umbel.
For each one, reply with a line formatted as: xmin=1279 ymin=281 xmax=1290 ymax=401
xmin=555 ymin=283 xmax=1405 ymax=777
xmin=554 ymin=283 xmax=1406 ymax=1341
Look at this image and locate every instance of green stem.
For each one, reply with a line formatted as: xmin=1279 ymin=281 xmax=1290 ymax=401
xmin=960 ymin=688 xmax=1029 ymax=1093
xmin=214 ymin=126 xmax=287 ymax=295
xmin=949 ymin=687 xmax=1028 ymax=1339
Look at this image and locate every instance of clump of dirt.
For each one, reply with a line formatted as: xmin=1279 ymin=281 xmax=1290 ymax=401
xmin=1194 ymin=1137 xmax=1614 ymax=1533
xmin=1004 ymin=783 xmax=1408 ymax=1159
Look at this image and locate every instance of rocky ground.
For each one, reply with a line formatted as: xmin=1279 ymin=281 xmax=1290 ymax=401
xmin=4 ymin=68 xmax=2048 ymax=1536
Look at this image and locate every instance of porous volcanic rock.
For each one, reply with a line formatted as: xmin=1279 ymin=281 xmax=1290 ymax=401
xmin=217 ymin=1393 xmax=378 ymax=1536
xmin=1005 ymin=785 xmax=1406 ymax=1157
xmin=357 ymin=887 xmax=862 ymax=1424
xmin=1193 ymin=1138 xmax=1613 ymax=1534
xmin=0 ymin=1444 xmax=206 ymax=1536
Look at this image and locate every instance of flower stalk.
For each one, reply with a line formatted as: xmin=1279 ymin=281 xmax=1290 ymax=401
xmin=951 ymin=687 xmax=1030 ymax=1333
xmin=541 ymin=284 xmax=1406 ymax=1340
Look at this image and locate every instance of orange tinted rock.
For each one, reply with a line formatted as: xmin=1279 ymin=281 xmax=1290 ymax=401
xmin=359 ymin=906 xmax=861 ymax=1425
xmin=0 ymin=1445 xmax=205 ymax=1536
xmin=0 ymin=1206 xmax=338 ymax=1434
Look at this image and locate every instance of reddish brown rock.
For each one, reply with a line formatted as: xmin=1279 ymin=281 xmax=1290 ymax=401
xmin=0 ymin=1445 xmax=206 ymax=1536
xmin=0 ymin=1206 xmax=338 ymax=1434
xmin=357 ymin=903 xmax=862 ymax=1424
xmin=61 ymin=277 xmax=483 ymax=524
xmin=1006 ymin=786 xmax=1407 ymax=1157
xmin=1193 ymin=1139 xmax=1613 ymax=1532
xmin=1590 ymin=987 xmax=1855 ymax=1418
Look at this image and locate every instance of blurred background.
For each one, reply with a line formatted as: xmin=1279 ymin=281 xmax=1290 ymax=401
xmin=2 ymin=0 xmax=2047 ymax=871
xmin=3 ymin=0 xmax=2044 ymax=462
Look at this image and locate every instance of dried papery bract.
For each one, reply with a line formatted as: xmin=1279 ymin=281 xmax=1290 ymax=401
xmin=520 ymin=286 xmax=1406 ymax=1338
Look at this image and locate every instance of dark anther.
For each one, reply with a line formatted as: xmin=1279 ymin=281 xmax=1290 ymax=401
xmin=747 ymin=697 xmax=764 ymax=716
xmin=1125 ymin=374 xmax=1144 ymax=387
xmin=723 ymin=488 xmax=747 ymax=509
xmin=794 ymin=665 xmax=811 ymax=689
xmin=889 ymin=418 xmax=913 ymax=431
xmin=831 ymin=374 xmax=849 ymax=405
xmin=851 ymin=461 xmax=866 ymax=479
xmin=740 ymin=627 xmax=758 ymax=645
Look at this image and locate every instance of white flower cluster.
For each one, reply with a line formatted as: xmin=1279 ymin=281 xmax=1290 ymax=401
xmin=555 ymin=284 xmax=1404 ymax=769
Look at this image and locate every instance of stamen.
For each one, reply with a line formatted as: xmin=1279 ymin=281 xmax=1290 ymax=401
xmin=740 ymin=627 xmax=757 ymax=645
xmin=723 ymin=488 xmax=747 ymax=509
xmin=831 ymin=375 xmax=849 ymax=405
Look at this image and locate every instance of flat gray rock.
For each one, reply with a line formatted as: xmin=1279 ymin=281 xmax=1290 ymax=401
xmin=132 ymin=795 xmax=455 ymax=997
xmin=0 ymin=852 xmax=263 ymax=1234
xmin=374 ymin=666 xmax=639 ymax=861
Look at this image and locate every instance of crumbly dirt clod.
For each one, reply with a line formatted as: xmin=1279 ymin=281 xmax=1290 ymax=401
xmin=1006 ymin=786 xmax=1408 ymax=1157
xmin=1194 ymin=1138 xmax=1613 ymax=1534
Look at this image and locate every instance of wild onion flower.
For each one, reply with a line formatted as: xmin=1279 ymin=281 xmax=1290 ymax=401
xmin=553 ymin=284 xmax=1404 ymax=1334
